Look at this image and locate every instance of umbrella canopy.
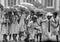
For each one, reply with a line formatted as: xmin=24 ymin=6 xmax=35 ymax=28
xmin=4 ymin=7 xmax=17 ymax=14
xmin=20 ymin=2 xmax=34 ymax=6
xmin=20 ymin=2 xmax=36 ymax=11
xmin=10 ymin=7 xmax=17 ymax=12
xmin=32 ymin=1 xmax=44 ymax=9
xmin=19 ymin=5 xmax=28 ymax=9
xmin=13 ymin=5 xmax=20 ymax=9
xmin=4 ymin=7 xmax=10 ymax=12
xmin=13 ymin=5 xmax=28 ymax=12
xmin=34 ymin=8 xmax=47 ymax=14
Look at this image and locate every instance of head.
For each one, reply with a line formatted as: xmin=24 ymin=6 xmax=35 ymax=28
xmin=53 ymin=12 xmax=58 ymax=18
xmin=36 ymin=12 xmax=43 ymax=18
xmin=31 ymin=16 xmax=37 ymax=23
xmin=30 ymin=10 xmax=35 ymax=16
xmin=46 ymin=12 xmax=53 ymax=19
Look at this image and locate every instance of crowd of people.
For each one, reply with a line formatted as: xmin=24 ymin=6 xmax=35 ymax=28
xmin=0 ymin=4 xmax=60 ymax=42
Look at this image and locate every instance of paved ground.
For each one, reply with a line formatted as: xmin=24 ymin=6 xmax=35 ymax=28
xmin=0 ymin=34 xmax=3 ymax=41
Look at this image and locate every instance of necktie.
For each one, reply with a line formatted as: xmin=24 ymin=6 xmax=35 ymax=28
xmin=48 ymin=20 xmax=50 ymax=32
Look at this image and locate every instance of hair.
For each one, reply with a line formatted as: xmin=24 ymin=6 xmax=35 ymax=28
xmin=53 ymin=12 xmax=58 ymax=17
xmin=31 ymin=16 xmax=37 ymax=22
xmin=36 ymin=12 xmax=43 ymax=18
xmin=30 ymin=10 xmax=35 ymax=16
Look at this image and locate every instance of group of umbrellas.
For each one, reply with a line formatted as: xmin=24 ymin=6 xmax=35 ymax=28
xmin=2 ymin=2 xmax=47 ymax=14
xmin=3 ymin=3 xmax=33 ymax=13
xmin=0 ymin=2 xmax=48 ymax=16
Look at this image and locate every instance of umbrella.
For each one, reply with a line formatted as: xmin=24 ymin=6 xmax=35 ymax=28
xmin=13 ymin=5 xmax=28 ymax=11
xmin=34 ymin=8 xmax=48 ymax=14
xmin=19 ymin=5 xmax=28 ymax=9
xmin=20 ymin=2 xmax=34 ymax=6
xmin=10 ymin=7 xmax=17 ymax=12
xmin=4 ymin=7 xmax=10 ymax=12
xmin=32 ymin=1 xmax=44 ymax=9
xmin=20 ymin=2 xmax=36 ymax=11
xmin=13 ymin=5 xmax=20 ymax=9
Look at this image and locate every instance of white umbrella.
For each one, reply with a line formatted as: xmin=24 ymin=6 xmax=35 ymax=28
xmin=20 ymin=2 xmax=36 ymax=10
xmin=13 ymin=5 xmax=28 ymax=11
xmin=18 ymin=5 xmax=28 ymax=9
xmin=20 ymin=2 xmax=34 ymax=7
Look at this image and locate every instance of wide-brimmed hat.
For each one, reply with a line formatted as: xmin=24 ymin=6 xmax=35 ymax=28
xmin=46 ymin=12 xmax=53 ymax=16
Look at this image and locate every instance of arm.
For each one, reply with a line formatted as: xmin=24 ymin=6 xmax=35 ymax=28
xmin=51 ymin=19 xmax=59 ymax=28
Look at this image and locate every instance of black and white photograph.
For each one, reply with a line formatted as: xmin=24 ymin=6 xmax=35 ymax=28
xmin=0 ymin=0 xmax=60 ymax=42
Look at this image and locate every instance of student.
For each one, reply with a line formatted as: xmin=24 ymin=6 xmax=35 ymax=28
xmin=2 ymin=13 xmax=8 ymax=42
xmin=10 ymin=11 xmax=19 ymax=41
xmin=42 ymin=12 xmax=53 ymax=40
xmin=36 ymin=13 xmax=44 ymax=42
xmin=18 ymin=11 xmax=27 ymax=41
xmin=51 ymin=12 xmax=59 ymax=41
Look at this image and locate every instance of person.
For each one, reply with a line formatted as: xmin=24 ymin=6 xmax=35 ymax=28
xmin=18 ymin=11 xmax=27 ymax=41
xmin=42 ymin=12 xmax=53 ymax=40
xmin=27 ymin=19 xmax=35 ymax=42
xmin=6 ymin=11 xmax=13 ymax=41
xmin=1 ymin=12 xmax=8 ymax=42
xmin=50 ymin=12 xmax=60 ymax=41
xmin=35 ymin=12 xmax=44 ymax=42
xmin=9 ymin=11 xmax=19 ymax=41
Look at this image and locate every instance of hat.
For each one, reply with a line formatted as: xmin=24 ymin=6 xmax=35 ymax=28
xmin=46 ymin=12 xmax=53 ymax=16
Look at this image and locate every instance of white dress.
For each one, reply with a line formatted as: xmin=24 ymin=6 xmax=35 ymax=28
xmin=1 ymin=17 xmax=8 ymax=35
xmin=18 ymin=14 xmax=26 ymax=32
xmin=10 ymin=16 xmax=19 ymax=34
xmin=50 ymin=16 xmax=59 ymax=35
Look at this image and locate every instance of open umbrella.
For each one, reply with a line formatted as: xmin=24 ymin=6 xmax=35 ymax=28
xmin=4 ymin=7 xmax=10 ymax=12
xmin=13 ymin=5 xmax=20 ymax=9
xmin=13 ymin=5 xmax=28 ymax=12
xmin=20 ymin=2 xmax=34 ymax=6
xmin=19 ymin=5 xmax=28 ymax=9
xmin=34 ymin=8 xmax=48 ymax=14
xmin=20 ymin=2 xmax=36 ymax=11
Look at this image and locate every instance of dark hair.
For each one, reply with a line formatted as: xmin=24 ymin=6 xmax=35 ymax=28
xmin=31 ymin=16 xmax=37 ymax=22
xmin=53 ymin=12 xmax=58 ymax=18
xmin=8 ymin=11 xmax=12 ymax=14
xmin=36 ymin=12 xmax=43 ymax=17
xmin=30 ymin=10 xmax=35 ymax=16
xmin=31 ymin=10 xmax=35 ymax=14
xmin=53 ymin=12 xmax=58 ymax=16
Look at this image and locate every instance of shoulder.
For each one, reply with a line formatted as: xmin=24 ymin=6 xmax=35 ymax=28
xmin=56 ymin=16 xmax=60 ymax=21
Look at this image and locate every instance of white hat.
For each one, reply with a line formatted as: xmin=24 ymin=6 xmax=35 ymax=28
xmin=46 ymin=12 xmax=53 ymax=16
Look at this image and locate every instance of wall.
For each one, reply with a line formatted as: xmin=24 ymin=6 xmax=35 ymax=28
xmin=42 ymin=0 xmax=56 ymax=12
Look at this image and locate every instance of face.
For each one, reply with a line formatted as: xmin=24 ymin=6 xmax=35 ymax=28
xmin=53 ymin=14 xmax=57 ymax=18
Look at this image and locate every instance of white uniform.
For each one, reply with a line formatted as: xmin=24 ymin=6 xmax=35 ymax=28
xmin=1 ymin=16 xmax=8 ymax=35
xmin=50 ymin=16 xmax=59 ymax=35
xmin=28 ymin=21 xmax=36 ymax=40
xmin=18 ymin=14 xmax=26 ymax=32
xmin=10 ymin=16 xmax=19 ymax=34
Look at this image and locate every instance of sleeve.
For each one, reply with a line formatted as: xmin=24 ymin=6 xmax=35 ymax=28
xmin=59 ymin=17 xmax=60 ymax=24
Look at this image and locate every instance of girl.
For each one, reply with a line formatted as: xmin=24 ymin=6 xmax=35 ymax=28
xmin=18 ymin=11 xmax=27 ymax=41
xmin=10 ymin=11 xmax=19 ymax=41
xmin=50 ymin=12 xmax=59 ymax=41
xmin=1 ymin=13 xmax=8 ymax=42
